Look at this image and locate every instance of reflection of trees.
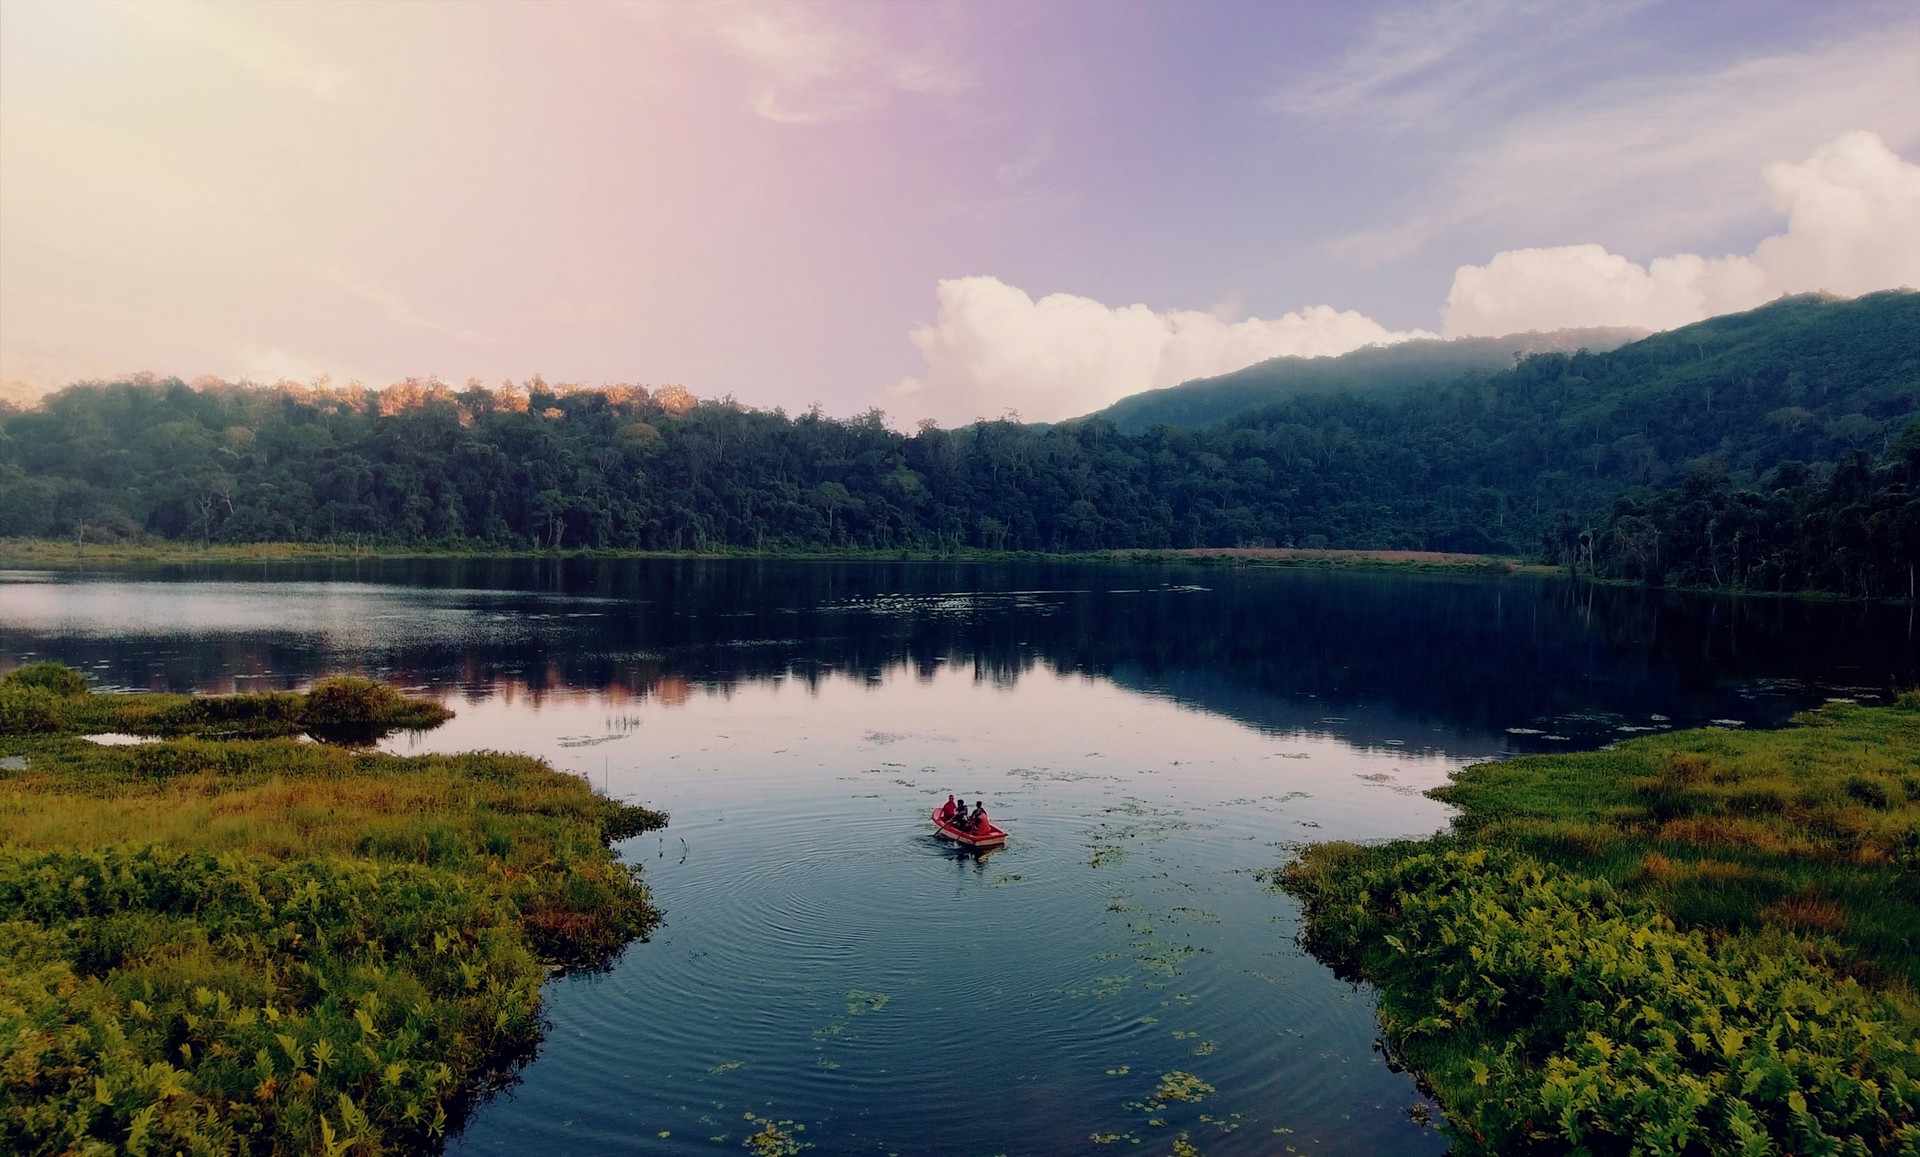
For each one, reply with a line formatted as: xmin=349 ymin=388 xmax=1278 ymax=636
xmin=3 ymin=561 xmax=1913 ymax=744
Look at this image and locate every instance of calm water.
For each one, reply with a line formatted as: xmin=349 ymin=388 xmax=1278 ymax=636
xmin=3 ymin=560 xmax=1915 ymax=1155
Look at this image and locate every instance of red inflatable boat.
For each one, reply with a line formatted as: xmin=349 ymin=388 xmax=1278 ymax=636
xmin=932 ymin=809 xmax=1007 ymax=849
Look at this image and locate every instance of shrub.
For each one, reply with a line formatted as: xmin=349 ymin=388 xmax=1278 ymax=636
xmin=1282 ymin=843 xmax=1920 ymax=1155
xmin=302 ymin=677 xmax=450 ymax=743
xmin=1 ymin=662 xmax=90 ymax=697
xmin=0 ymin=685 xmax=68 ymax=734
xmin=303 ymin=676 xmax=406 ymax=726
xmin=0 ymin=847 xmax=541 ymax=1154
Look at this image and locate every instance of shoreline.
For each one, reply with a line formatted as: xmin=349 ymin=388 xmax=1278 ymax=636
xmin=0 ymin=666 xmax=665 ymax=1153
xmin=0 ymin=536 xmax=1523 ymax=572
xmin=4 ymin=538 xmax=1907 ymax=603
xmin=1277 ymin=699 xmax=1920 ymax=1153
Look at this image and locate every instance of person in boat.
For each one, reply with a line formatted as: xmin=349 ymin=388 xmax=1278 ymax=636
xmin=950 ymin=799 xmax=968 ymax=830
xmin=970 ymin=802 xmax=989 ymax=832
xmin=938 ymin=794 xmax=958 ymax=823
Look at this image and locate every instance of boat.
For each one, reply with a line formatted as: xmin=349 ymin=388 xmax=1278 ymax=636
xmin=932 ymin=808 xmax=1007 ymax=849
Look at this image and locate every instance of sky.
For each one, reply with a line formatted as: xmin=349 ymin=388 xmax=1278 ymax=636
xmin=1 ymin=0 xmax=1917 ymax=426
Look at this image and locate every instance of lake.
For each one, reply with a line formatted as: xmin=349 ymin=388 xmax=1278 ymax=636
xmin=2 ymin=560 xmax=1914 ymax=1155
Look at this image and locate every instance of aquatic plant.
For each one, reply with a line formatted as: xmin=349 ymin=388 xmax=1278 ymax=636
xmin=740 ymin=1114 xmax=809 ymax=1156
xmin=1152 ymin=1071 xmax=1215 ymax=1105
xmin=0 ymin=665 xmax=451 ymax=745
xmin=0 ymin=666 xmax=665 ymax=1153
xmin=301 ymin=676 xmax=452 ymax=743
xmin=1279 ymin=698 xmax=1920 ymax=1154
xmin=2 ymin=661 xmax=91 ymax=697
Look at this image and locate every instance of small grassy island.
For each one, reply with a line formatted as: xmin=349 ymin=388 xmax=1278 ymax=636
xmin=0 ymin=663 xmax=665 ymax=1155
xmin=1281 ymin=696 xmax=1920 ymax=1154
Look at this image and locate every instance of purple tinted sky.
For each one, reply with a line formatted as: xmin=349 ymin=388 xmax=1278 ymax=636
xmin=2 ymin=0 xmax=1916 ymax=423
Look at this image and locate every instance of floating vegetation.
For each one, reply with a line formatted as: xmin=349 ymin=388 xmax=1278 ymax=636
xmin=845 ymin=990 xmax=890 ymax=1016
xmin=741 ymin=1113 xmax=809 ymax=1156
xmin=1008 ymin=766 xmax=1120 ymax=783
xmin=556 ymin=733 xmax=628 ymax=748
xmin=813 ymin=1056 xmax=840 ymax=1070
xmin=1163 ymin=907 xmax=1219 ymax=924
xmin=809 ymin=1020 xmax=847 ymax=1040
xmin=1089 ymin=1131 xmax=1136 ymax=1145
xmin=709 ymin=1060 xmax=745 ymax=1076
xmin=1137 ymin=944 xmax=1204 ymax=977
xmin=1090 ymin=844 xmax=1127 ymax=869
xmin=1172 ymin=1135 xmax=1201 ymax=1157
xmin=1152 ymin=1071 xmax=1215 ymax=1105
xmin=1105 ymin=1065 xmax=1131 ymax=1076
xmin=994 ymin=874 xmax=1026 ymax=885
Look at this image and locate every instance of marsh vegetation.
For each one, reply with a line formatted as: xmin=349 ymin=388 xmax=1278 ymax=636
xmin=0 ymin=664 xmax=663 ymax=1154
xmin=1281 ymin=697 xmax=1920 ymax=1154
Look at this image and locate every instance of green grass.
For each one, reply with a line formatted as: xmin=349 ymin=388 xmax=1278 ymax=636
xmin=0 ymin=535 xmax=1514 ymax=573
xmin=0 ymin=665 xmax=663 ymax=1155
xmin=0 ymin=664 xmax=452 ymax=743
xmin=1435 ymin=698 xmax=1920 ymax=987
xmin=1277 ymin=697 xmax=1920 ymax=1155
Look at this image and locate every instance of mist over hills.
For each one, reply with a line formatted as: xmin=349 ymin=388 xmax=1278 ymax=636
xmin=1 ymin=292 xmax=1915 ymax=596
xmin=1088 ymin=327 xmax=1648 ymax=433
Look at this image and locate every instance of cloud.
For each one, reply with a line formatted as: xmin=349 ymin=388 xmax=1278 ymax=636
xmin=0 ymin=344 xmax=123 ymax=405
xmin=620 ymin=0 xmax=969 ymax=125
xmin=111 ymin=0 xmax=350 ymax=101
xmin=302 ymin=262 xmax=495 ymax=346
xmin=1443 ymin=131 xmax=1920 ymax=336
xmin=1271 ymin=0 xmax=1650 ymax=132
xmin=544 ymin=299 xmax=627 ymax=327
xmin=234 ymin=345 xmax=327 ymax=386
xmin=1303 ymin=16 xmax=1920 ymax=264
xmin=888 ymin=277 xmax=1433 ymax=427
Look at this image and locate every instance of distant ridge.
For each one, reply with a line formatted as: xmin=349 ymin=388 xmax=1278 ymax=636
xmin=1085 ymin=326 xmax=1648 ymax=433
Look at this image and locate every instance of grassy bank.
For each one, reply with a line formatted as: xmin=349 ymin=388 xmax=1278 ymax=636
xmin=1279 ymin=698 xmax=1920 ymax=1155
xmin=0 ymin=664 xmax=664 ymax=1155
xmin=0 ymin=535 xmax=1515 ymax=574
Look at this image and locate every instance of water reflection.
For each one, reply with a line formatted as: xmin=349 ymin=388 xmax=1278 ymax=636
xmin=387 ymin=668 xmax=1462 ymax=1154
xmin=2 ymin=561 xmax=1914 ymax=1154
xmin=3 ymin=560 xmax=1912 ymax=754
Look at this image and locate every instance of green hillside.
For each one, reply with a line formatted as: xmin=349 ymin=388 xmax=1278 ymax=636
xmin=1 ymin=292 xmax=1915 ymax=595
xmin=1089 ymin=326 xmax=1646 ymax=433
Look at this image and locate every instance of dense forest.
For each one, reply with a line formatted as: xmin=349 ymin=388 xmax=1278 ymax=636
xmin=1 ymin=292 xmax=1915 ymax=595
xmin=1089 ymin=324 xmax=1645 ymax=432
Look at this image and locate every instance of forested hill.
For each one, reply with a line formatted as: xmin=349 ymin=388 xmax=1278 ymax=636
xmin=1 ymin=291 xmax=1916 ymax=596
xmin=1089 ymin=325 xmax=1646 ymax=433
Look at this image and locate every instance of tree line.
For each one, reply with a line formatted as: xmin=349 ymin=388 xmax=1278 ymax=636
xmin=1 ymin=292 xmax=1914 ymax=595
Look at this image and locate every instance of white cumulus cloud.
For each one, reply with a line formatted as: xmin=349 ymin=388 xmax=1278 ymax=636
xmin=1443 ymin=131 xmax=1920 ymax=336
xmin=887 ymin=277 xmax=1433 ymax=427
